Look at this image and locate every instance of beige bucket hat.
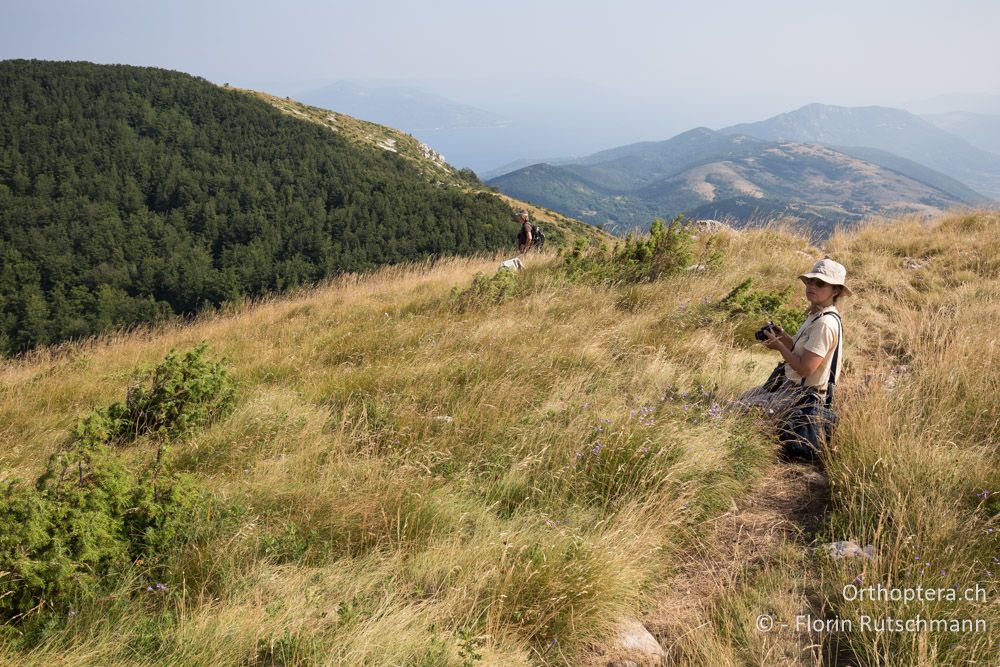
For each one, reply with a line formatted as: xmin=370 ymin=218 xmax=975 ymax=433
xmin=799 ymin=258 xmax=852 ymax=297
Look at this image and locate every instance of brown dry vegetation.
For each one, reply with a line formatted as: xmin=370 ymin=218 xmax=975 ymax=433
xmin=2 ymin=211 xmax=998 ymax=666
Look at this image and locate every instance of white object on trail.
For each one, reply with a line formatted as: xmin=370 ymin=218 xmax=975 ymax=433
xmin=499 ymin=258 xmax=523 ymax=272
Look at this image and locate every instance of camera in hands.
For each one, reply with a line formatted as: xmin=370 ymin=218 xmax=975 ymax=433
xmin=755 ymin=322 xmax=781 ymax=342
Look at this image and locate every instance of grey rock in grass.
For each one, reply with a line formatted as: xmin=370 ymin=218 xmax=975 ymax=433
xmin=818 ymin=540 xmax=874 ymax=560
xmin=691 ymin=219 xmax=734 ymax=235
xmin=615 ymin=617 xmax=664 ymax=661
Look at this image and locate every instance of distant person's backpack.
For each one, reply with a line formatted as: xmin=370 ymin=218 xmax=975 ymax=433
xmin=531 ymin=224 xmax=545 ymax=248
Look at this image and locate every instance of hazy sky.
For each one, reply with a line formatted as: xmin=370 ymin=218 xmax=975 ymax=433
xmin=4 ymin=0 xmax=1000 ymax=168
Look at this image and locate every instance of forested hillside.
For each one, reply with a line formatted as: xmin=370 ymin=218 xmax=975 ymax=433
xmin=0 ymin=60 xmax=520 ymax=354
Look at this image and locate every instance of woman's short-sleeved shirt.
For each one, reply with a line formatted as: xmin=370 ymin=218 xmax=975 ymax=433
xmin=783 ymin=305 xmax=842 ymax=392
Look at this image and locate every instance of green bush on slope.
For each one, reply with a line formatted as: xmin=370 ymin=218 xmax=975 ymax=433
xmin=563 ymin=215 xmax=696 ymax=285
xmin=0 ymin=345 xmax=233 ymax=627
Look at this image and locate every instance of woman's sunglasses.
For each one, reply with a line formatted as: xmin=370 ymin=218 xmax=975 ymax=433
xmin=803 ymin=277 xmax=830 ymax=288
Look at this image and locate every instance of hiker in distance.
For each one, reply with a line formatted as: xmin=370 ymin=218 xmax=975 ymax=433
xmin=517 ymin=209 xmax=533 ymax=253
xmin=736 ymin=258 xmax=851 ymax=424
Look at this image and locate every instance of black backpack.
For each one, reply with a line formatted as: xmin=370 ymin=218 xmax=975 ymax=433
xmin=531 ymin=224 xmax=545 ymax=247
xmin=778 ymin=312 xmax=843 ymax=463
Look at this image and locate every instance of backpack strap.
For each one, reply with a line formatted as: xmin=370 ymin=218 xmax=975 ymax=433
xmin=795 ymin=311 xmax=842 ymax=404
xmin=823 ymin=312 xmax=842 ymax=409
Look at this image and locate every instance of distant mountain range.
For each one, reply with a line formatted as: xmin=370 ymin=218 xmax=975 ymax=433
xmin=296 ymin=81 xmax=510 ymax=132
xmin=922 ymin=111 xmax=1000 ymax=156
xmin=489 ymin=127 xmax=978 ymax=234
xmin=720 ymin=103 xmax=1000 ymax=199
xmin=488 ymin=103 xmax=997 ymax=234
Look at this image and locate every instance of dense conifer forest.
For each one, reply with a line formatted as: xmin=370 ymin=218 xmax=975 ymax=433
xmin=0 ymin=60 xmax=519 ymax=354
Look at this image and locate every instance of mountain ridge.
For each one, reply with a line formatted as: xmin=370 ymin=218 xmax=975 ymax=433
xmin=720 ymin=103 xmax=1000 ymax=198
xmin=488 ymin=127 xmax=976 ymax=234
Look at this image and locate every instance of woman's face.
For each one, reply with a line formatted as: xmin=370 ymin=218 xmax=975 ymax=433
xmin=803 ymin=277 xmax=836 ymax=307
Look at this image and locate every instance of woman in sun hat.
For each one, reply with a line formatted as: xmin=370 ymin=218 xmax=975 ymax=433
xmin=736 ymin=257 xmax=852 ymax=419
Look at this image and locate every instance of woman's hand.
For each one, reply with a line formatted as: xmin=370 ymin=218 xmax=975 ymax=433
xmin=761 ymin=329 xmax=785 ymax=351
xmin=769 ymin=324 xmax=794 ymax=348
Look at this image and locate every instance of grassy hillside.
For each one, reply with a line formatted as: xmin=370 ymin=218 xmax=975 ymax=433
xmin=2 ymin=211 xmax=998 ymax=665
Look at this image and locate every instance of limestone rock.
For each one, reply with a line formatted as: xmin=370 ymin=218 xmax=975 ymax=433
xmin=615 ymin=617 xmax=664 ymax=662
xmin=692 ymin=219 xmax=734 ymax=235
xmin=818 ymin=540 xmax=874 ymax=560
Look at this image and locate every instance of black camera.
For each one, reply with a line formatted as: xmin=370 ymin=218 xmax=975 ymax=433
xmin=754 ymin=322 xmax=780 ymax=342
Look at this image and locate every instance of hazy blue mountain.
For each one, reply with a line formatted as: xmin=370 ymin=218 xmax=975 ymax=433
xmin=296 ymin=81 xmax=510 ymax=131
xmin=562 ymin=129 xmax=767 ymax=191
xmin=488 ymin=128 xmax=975 ymax=235
xmin=486 ymin=163 xmax=659 ymax=232
xmin=914 ymin=93 xmax=1000 ymax=115
xmin=923 ymin=111 xmax=1000 ymax=156
xmin=480 ymin=156 xmax=572 ymax=181
xmin=720 ymin=103 xmax=1000 ymax=198
xmin=486 ymin=129 xmax=767 ymax=190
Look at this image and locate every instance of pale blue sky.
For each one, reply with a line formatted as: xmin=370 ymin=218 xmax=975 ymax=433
xmin=4 ymin=0 xmax=999 ymax=168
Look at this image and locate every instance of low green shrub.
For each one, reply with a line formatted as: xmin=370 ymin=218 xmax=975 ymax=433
xmin=85 ymin=343 xmax=236 ymax=446
xmin=0 ymin=345 xmax=232 ymax=627
xmin=563 ymin=215 xmax=695 ymax=285
xmin=0 ymin=445 xmax=205 ymax=625
xmin=718 ymin=278 xmax=805 ymax=344
xmin=450 ymin=268 xmax=521 ymax=312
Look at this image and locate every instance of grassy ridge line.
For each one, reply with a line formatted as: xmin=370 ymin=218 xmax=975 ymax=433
xmin=241 ymin=87 xmax=614 ymax=250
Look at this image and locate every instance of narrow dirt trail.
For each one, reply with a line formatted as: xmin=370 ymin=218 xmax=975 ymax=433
xmin=651 ymin=462 xmax=831 ymax=664
xmin=589 ymin=462 xmax=837 ymax=666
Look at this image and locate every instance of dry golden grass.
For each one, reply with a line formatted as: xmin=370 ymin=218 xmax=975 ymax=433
xmin=3 ymin=211 xmax=999 ymax=665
